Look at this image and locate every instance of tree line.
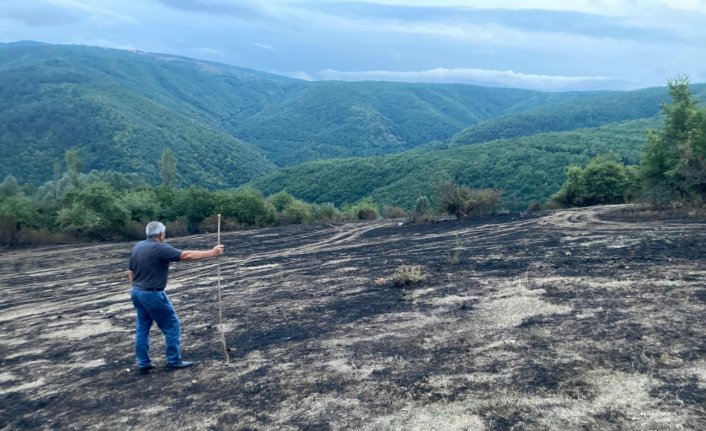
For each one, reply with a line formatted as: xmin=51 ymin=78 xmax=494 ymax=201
xmin=0 ymin=151 xmax=388 ymax=247
xmin=550 ymin=78 xmax=706 ymax=209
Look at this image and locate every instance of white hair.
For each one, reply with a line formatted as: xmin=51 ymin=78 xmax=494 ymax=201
xmin=145 ymin=221 xmax=166 ymax=238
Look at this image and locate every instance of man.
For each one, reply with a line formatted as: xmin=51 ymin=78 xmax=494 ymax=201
xmin=128 ymin=221 xmax=224 ymax=374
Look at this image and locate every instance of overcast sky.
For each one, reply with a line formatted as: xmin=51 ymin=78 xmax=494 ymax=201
xmin=1 ymin=0 xmax=705 ymax=91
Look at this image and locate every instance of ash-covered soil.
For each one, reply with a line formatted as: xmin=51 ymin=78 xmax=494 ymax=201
xmin=1 ymin=205 xmax=705 ymax=430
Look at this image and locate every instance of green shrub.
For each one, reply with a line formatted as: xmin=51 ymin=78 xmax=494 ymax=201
xmin=312 ymin=202 xmax=338 ymax=223
xmin=357 ymin=206 xmax=379 ymax=220
xmin=277 ymin=199 xmax=313 ymax=225
xmin=392 ymin=265 xmax=425 ymax=287
xmin=217 ymin=188 xmax=274 ymax=227
xmin=268 ymin=191 xmax=296 ymax=212
xmin=165 ymin=217 xmax=188 ymax=237
xmin=436 ymin=181 xmax=502 ymax=219
xmin=58 ymin=182 xmax=130 ymax=240
xmin=409 ymin=196 xmax=433 ymax=224
xmin=384 ymin=206 xmax=407 ymax=219
xmin=342 ymin=199 xmax=380 ymax=221
xmin=550 ymin=154 xmax=636 ymax=207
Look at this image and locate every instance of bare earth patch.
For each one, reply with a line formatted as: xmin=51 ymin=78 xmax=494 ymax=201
xmin=1 ymin=205 xmax=705 ymax=430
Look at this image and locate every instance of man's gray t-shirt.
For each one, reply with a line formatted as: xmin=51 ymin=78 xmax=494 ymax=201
xmin=129 ymin=239 xmax=183 ymax=290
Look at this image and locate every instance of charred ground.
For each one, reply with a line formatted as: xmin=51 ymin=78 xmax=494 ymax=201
xmin=1 ymin=205 xmax=705 ymax=430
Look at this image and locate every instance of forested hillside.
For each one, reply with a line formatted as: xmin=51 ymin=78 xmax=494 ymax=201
xmin=250 ymin=118 xmax=659 ymax=210
xmin=229 ymin=81 xmax=546 ymax=165
xmin=3 ymin=42 xmax=696 ymax=190
xmin=0 ymin=43 xmax=284 ymax=187
xmin=450 ymin=89 xmax=669 ymax=146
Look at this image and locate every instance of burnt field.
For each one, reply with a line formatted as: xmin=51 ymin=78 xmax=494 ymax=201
xmin=1 ymin=205 xmax=705 ymax=430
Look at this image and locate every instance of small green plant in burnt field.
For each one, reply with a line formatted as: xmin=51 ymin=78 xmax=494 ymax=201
xmin=391 ymin=264 xmax=426 ymax=287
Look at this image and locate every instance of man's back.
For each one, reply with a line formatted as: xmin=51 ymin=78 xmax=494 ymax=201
xmin=129 ymin=239 xmax=182 ymax=290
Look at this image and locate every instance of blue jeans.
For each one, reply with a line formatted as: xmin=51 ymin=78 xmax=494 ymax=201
xmin=130 ymin=288 xmax=182 ymax=367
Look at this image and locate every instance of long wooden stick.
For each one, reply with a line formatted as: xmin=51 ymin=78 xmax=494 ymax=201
xmin=217 ymin=214 xmax=230 ymax=363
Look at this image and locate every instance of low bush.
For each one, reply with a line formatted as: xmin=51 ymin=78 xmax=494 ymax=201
xmin=384 ymin=206 xmax=407 ymax=219
xmin=392 ymin=265 xmax=425 ymax=287
xmin=436 ymin=181 xmax=502 ymax=219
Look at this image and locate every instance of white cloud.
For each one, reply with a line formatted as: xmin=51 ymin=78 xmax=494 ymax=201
xmin=67 ymin=37 xmax=137 ymax=50
xmin=330 ymin=0 xmax=706 ymax=16
xmin=2 ymin=0 xmax=704 ymax=91
xmin=254 ymin=42 xmax=274 ymax=50
xmin=284 ymin=70 xmax=315 ymax=81
xmin=372 ymin=20 xmax=526 ymax=45
xmin=298 ymin=67 xmax=640 ymax=91
xmin=190 ymin=46 xmax=227 ymax=57
xmin=43 ymin=0 xmax=138 ymax=24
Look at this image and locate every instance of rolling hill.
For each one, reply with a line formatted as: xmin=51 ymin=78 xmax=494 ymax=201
xmin=2 ymin=42 xmax=705 ymax=209
xmin=3 ymin=42 xmax=696 ymax=190
xmin=249 ymin=118 xmax=660 ymax=210
xmin=0 ymin=43 xmax=287 ymax=187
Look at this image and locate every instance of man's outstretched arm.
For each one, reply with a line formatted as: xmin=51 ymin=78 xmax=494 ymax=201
xmin=180 ymin=245 xmax=224 ymax=261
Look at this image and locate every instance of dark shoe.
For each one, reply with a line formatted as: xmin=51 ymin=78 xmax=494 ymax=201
xmin=137 ymin=365 xmax=155 ymax=375
xmin=165 ymin=361 xmax=194 ymax=370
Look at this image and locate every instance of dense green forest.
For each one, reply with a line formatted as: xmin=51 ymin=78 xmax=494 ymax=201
xmin=0 ymin=43 xmax=279 ymax=187
xmin=4 ymin=42 xmax=703 ymax=188
xmin=450 ymin=89 xmax=669 ymax=145
xmin=250 ymin=118 xmax=658 ymax=210
xmin=2 ymin=42 xmax=706 ymax=247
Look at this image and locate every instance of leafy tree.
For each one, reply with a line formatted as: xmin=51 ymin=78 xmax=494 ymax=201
xmin=278 ymin=199 xmax=313 ymax=225
xmin=409 ymin=195 xmax=432 ymax=223
xmin=675 ymin=100 xmax=706 ymax=199
xmin=58 ymin=182 xmax=129 ymax=239
xmin=159 ymin=148 xmax=178 ymax=189
xmin=0 ymin=175 xmax=20 ymax=199
xmin=83 ymin=170 xmax=146 ymax=192
xmin=436 ymin=181 xmax=472 ymax=219
xmin=640 ymin=77 xmax=706 ymax=202
xmin=436 ymin=181 xmax=502 ymax=219
xmin=57 ymin=204 xmax=104 ymax=240
xmin=551 ymin=166 xmax=585 ymax=206
xmin=268 ymin=191 xmax=295 ymax=212
xmin=65 ymin=149 xmax=82 ymax=190
xmin=217 ymin=188 xmax=274 ymax=227
xmin=173 ymin=186 xmax=215 ymax=234
xmin=0 ymin=195 xmax=40 ymax=246
xmin=52 ymin=161 xmax=62 ymax=203
xmin=154 ymin=186 xmax=178 ymax=220
xmin=311 ymin=202 xmax=337 ymax=222
xmin=120 ymin=188 xmax=160 ymax=222
xmin=552 ymin=155 xmax=635 ymax=207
